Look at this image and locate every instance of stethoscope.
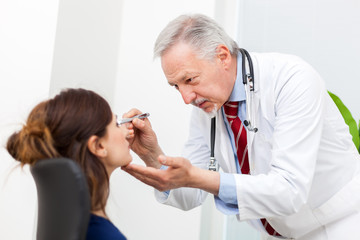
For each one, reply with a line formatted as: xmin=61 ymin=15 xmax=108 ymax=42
xmin=208 ymin=48 xmax=258 ymax=171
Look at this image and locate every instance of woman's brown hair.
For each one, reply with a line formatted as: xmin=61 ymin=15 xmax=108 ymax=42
xmin=6 ymin=88 xmax=113 ymax=212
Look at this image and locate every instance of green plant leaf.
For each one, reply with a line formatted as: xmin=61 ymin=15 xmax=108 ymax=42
xmin=328 ymin=91 xmax=360 ymax=152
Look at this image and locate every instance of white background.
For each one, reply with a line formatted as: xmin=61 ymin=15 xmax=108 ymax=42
xmin=1 ymin=0 xmax=359 ymax=239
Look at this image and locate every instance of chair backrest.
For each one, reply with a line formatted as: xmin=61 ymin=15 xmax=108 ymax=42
xmin=31 ymin=158 xmax=90 ymax=240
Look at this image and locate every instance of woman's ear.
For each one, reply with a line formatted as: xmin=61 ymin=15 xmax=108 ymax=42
xmin=87 ymin=135 xmax=107 ymax=158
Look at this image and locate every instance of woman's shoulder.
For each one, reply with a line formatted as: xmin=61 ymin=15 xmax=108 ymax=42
xmin=86 ymin=214 xmax=127 ymax=240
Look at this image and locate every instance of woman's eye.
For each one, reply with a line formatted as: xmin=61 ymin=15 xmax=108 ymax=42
xmin=174 ymin=84 xmax=179 ymax=90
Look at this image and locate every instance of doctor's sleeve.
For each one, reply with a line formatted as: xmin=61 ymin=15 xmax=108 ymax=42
xmin=154 ymin=108 xmax=211 ymax=210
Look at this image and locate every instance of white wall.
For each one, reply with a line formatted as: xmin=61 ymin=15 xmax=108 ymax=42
xmin=0 ymin=0 xmax=58 ymax=147
xmin=236 ymin=0 xmax=360 ymax=122
xmin=0 ymin=0 xmax=59 ymax=239
xmin=109 ymin=1 xmax=216 ymax=239
xmin=49 ymin=0 xmax=124 ymax=103
xmin=1 ymin=0 xmax=218 ymax=239
xmin=49 ymin=0 xmax=216 ymax=239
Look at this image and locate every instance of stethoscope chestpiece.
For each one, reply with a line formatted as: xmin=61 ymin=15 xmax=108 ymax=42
xmin=208 ymin=157 xmax=219 ymax=171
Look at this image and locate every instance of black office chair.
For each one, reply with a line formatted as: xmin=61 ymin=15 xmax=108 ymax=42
xmin=31 ymin=158 xmax=91 ymax=240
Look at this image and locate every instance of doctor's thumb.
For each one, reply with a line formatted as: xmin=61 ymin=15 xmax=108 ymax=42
xmin=132 ymin=118 xmax=149 ymax=132
xmin=158 ymin=155 xmax=168 ymax=165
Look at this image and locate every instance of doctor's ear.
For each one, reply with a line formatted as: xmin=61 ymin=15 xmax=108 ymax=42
xmin=87 ymin=135 xmax=107 ymax=158
xmin=216 ymin=45 xmax=232 ymax=66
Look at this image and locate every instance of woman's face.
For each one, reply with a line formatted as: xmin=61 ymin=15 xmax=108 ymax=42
xmin=101 ymin=114 xmax=132 ymax=174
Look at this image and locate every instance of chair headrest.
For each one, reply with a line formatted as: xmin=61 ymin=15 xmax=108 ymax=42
xmin=31 ymin=158 xmax=90 ymax=240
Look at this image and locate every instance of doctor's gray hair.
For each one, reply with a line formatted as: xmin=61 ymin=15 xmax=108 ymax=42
xmin=153 ymin=14 xmax=239 ymax=61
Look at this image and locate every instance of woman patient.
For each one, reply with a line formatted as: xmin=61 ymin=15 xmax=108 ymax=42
xmin=6 ymin=88 xmax=131 ymax=240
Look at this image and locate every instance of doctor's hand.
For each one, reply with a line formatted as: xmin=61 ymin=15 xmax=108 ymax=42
xmin=122 ymin=155 xmax=220 ymax=195
xmin=123 ymin=108 xmax=163 ymax=169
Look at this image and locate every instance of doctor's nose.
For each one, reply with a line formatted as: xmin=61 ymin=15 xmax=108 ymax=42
xmin=179 ymin=87 xmax=196 ymax=105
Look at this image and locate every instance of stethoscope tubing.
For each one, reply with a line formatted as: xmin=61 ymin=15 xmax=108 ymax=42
xmin=208 ymin=48 xmax=257 ymax=171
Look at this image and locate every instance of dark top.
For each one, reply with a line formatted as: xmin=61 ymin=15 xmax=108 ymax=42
xmin=86 ymin=214 xmax=127 ymax=240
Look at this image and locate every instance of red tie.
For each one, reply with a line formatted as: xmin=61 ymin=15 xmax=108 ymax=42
xmin=223 ymin=101 xmax=249 ymax=174
xmin=224 ymin=101 xmax=281 ymax=237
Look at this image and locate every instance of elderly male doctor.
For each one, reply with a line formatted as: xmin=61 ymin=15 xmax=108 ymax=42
xmin=122 ymin=14 xmax=360 ymax=239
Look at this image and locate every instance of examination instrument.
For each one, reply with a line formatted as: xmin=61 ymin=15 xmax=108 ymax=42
xmin=119 ymin=112 xmax=150 ymax=125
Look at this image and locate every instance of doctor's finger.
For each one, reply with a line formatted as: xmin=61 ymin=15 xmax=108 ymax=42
xmin=122 ymin=165 xmax=169 ymax=190
xmin=158 ymin=155 xmax=185 ymax=168
xmin=125 ymin=130 xmax=135 ymax=140
xmin=124 ymin=167 xmax=157 ymax=183
xmin=124 ymin=169 xmax=167 ymax=190
xmin=122 ymin=164 xmax=164 ymax=181
xmin=122 ymin=108 xmax=143 ymax=119
xmin=132 ymin=117 xmax=155 ymax=135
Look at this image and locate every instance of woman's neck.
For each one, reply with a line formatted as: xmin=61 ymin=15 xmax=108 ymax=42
xmin=91 ymin=209 xmax=107 ymax=219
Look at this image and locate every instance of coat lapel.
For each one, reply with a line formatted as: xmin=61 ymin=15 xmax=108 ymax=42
xmin=247 ymin=53 xmax=260 ymax=164
xmin=215 ymin=111 xmax=237 ymax=173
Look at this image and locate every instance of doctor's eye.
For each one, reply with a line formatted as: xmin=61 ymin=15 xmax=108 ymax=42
xmin=186 ymin=78 xmax=193 ymax=83
xmin=174 ymin=84 xmax=179 ymax=90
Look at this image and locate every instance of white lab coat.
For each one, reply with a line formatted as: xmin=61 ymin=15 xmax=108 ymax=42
xmin=155 ymin=53 xmax=360 ymax=239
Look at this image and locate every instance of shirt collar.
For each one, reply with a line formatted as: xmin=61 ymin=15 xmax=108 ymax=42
xmin=227 ymin=52 xmax=246 ymax=102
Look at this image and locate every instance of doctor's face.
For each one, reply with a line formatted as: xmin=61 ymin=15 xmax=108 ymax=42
xmin=161 ymin=42 xmax=235 ymax=115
